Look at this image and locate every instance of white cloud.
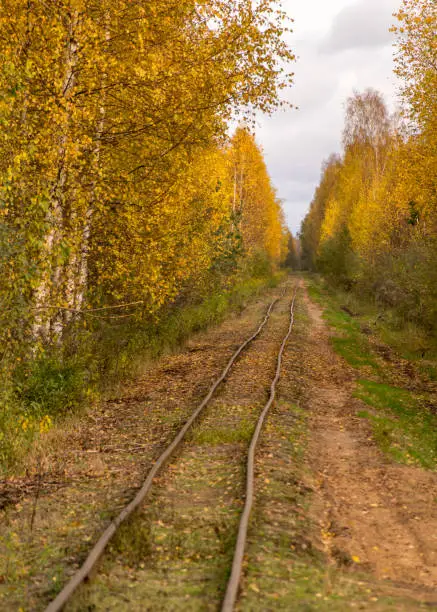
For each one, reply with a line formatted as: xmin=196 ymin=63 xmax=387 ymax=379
xmin=320 ymin=0 xmax=399 ymax=53
xmin=254 ymin=0 xmax=401 ymax=233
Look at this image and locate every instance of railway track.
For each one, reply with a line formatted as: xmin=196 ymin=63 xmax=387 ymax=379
xmin=221 ymin=287 xmax=297 ymax=611
xmin=46 ymin=283 xmax=298 ymax=612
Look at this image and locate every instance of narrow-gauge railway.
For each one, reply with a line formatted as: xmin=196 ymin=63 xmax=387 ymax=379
xmin=46 ymin=283 xmax=299 ymax=612
xmin=221 ymin=288 xmax=297 ymax=611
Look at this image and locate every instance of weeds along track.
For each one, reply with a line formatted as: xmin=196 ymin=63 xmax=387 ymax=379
xmin=45 ymin=285 xmax=299 ymax=612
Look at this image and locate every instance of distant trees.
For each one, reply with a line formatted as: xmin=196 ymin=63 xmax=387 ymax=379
xmin=283 ymin=230 xmax=299 ymax=269
xmin=229 ymin=127 xmax=287 ymax=268
xmin=300 ymin=154 xmax=341 ymax=271
xmin=300 ymin=0 xmax=436 ymax=330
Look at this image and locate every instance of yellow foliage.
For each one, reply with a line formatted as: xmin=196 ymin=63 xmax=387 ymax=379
xmin=301 ymin=3 xmax=436 ymax=327
xmin=228 ymin=127 xmax=287 ymax=268
xmin=0 ymin=0 xmax=294 ymax=345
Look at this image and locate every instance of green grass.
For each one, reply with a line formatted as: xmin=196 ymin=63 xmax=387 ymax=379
xmin=307 ymin=278 xmax=378 ymax=371
xmin=14 ymin=356 xmax=89 ymax=418
xmin=191 ymin=417 xmax=254 ymax=446
xmin=355 ymin=380 xmax=437 ymax=469
xmin=378 ymin=321 xmax=437 ymax=381
xmin=307 ymin=274 xmax=437 ymax=381
xmin=306 ymin=275 xmax=437 ymax=471
xmin=331 ymin=337 xmax=378 ymax=369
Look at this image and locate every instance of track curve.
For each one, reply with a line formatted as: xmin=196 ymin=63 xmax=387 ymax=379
xmin=45 ymin=295 xmax=281 ymax=612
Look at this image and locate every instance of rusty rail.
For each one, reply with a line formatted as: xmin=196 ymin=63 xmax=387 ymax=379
xmin=45 ymin=294 xmax=281 ymax=612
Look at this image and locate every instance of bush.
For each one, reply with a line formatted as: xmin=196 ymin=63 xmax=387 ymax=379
xmin=317 ymin=226 xmax=357 ymax=289
xmin=14 ymin=356 xmax=88 ymax=420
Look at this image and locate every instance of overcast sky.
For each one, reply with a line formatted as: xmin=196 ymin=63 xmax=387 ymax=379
xmin=256 ymin=0 xmax=401 ymax=234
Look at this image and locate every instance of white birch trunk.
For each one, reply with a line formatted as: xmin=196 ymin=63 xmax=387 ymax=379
xmin=32 ymin=10 xmax=80 ymax=344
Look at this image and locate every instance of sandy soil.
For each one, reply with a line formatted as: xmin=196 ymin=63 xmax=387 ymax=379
xmin=304 ymin=288 xmax=437 ymax=605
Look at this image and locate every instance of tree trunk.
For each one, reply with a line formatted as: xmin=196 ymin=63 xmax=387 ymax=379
xmin=32 ymin=9 xmax=80 ymax=345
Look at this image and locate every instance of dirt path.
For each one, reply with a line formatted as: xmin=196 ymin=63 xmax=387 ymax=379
xmin=303 ymin=288 xmax=437 ymax=605
xmin=2 ymin=277 xmax=437 ymax=611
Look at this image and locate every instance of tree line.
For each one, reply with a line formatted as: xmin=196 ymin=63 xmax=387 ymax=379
xmin=300 ymin=0 xmax=436 ymax=333
xmin=0 ymin=0 xmax=296 ymax=466
xmin=0 ymin=0 xmax=295 ymax=344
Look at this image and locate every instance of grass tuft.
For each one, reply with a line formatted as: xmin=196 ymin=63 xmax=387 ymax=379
xmin=192 ymin=417 xmax=254 ymax=446
xmin=355 ymin=380 xmax=437 ymax=469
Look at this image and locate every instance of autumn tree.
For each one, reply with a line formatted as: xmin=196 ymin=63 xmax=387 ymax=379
xmin=301 ymin=81 xmax=436 ymax=328
xmin=300 ymin=154 xmax=341 ymax=270
xmin=0 ymin=0 xmax=295 ymax=350
xmin=392 ymin=0 xmax=437 ymax=138
xmin=343 ymin=88 xmax=392 ymax=174
xmin=228 ymin=127 xmax=288 ymax=271
xmin=283 ymin=230 xmax=299 ymax=269
xmin=392 ymin=0 xmax=437 ymax=234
